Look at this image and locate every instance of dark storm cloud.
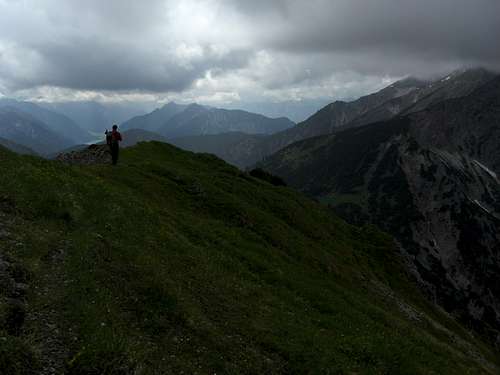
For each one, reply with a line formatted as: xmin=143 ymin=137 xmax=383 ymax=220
xmin=8 ymin=37 xmax=251 ymax=92
xmin=0 ymin=0 xmax=499 ymax=97
xmin=0 ymin=0 xmax=253 ymax=93
xmin=226 ymin=0 xmax=500 ymax=75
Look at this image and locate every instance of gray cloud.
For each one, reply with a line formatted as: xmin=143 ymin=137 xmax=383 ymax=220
xmin=0 ymin=0 xmax=499 ymax=102
xmin=0 ymin=0 xmax=253 ymax=93
xmin=226 ymin=0 xmax=500 ymax=75
xmin=7 ymin=38 xmax=251 ymax=92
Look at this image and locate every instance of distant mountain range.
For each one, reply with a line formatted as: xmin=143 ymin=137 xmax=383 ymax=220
xmin=220 ymin=98 xmax=335 ymax=123
xmin=259 ymin=74 xmax=500 ymax=346
xmin=0 ymin=98 xmax=296 ymax=157
xmin=0 ymin=107 xmax=77 ymax=155
xmin=122 ymin=103 xmax=295 ymax=138
xmin=177 ymin=68 xmax=496 ymax=168
xmin=0 ymin=98 xmax=92 ymax=144
xmin=121 ymin=102 xmax=188 ymax=132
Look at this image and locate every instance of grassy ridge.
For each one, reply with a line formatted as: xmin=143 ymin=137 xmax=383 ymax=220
xmin=0 ymin=142 xmax=497 ymax=374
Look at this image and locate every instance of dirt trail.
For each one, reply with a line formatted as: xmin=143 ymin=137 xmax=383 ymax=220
xmin=1 ymin=196 xmax=73 ymax=374
xmin=24 ymin=244 xmax=72 ymax=375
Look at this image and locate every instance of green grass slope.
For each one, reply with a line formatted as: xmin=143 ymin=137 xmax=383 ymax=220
xmin=0 ymin=142 xmax=498 ymax=374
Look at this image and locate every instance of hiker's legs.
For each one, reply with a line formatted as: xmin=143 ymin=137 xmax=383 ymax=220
xmin=111 ymin=144 xmax=119 ymax=165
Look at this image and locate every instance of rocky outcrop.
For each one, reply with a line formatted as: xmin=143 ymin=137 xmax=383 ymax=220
xmin=369 ymin=136 xmax=500 ymax=346
xmin=55 ymin=144 xmax=111 ymax=165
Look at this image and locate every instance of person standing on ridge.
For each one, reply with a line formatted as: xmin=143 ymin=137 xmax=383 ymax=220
xmin=109 ymin=124 xmax=122 ymax=165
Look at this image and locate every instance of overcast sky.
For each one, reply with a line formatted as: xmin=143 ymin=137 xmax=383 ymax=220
xmin=0 ymin=0 xmax=499 ymax=105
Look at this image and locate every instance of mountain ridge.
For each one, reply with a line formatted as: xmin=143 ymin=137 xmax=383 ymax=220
xmin=169 ymin=69 xmax=497 ymax=168
xmin=121 ymin=102 xmax=295 ymax=138
xmin=0 ymin=107 xmax=76 ymax=155
xmin=0 ymin=141 xmax=498 ymax=373
xmin=0 ymin=98 xmax=92 ymax=144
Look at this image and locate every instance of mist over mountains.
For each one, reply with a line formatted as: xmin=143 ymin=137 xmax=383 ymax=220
xmin=41 ymin=101 xmax=154 ymax=134
xmin=0 ymin=98 xmax=296 ymax=155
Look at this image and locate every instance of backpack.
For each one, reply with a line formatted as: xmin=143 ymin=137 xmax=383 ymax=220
xmin=105 ymin=130 xmax=112 ymax=146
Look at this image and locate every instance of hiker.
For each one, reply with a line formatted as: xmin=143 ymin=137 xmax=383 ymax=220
xmin=107 ymin=124 xmax=122 ymax=165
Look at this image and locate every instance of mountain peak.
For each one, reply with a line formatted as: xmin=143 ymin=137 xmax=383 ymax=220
xmin=160 ymin=101 xmax=180 ymax=109
xmin=391 ymin=76 xmax=429 ymax=89
xmin=185 ymin=102 xmax=206 ymax=111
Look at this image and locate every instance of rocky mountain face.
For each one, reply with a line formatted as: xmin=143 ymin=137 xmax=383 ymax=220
xmin=272 ymin=77 xmax=428 ymax=143
xmin=0 ymin=108 xmax=75 ymax=155
xmin=348 ymin=68 xmax=496 ymax=129
xmin=0 ymin=98 xmax=92 ymax=144
xmin=259 ymin=76 xmax=500 ymax=347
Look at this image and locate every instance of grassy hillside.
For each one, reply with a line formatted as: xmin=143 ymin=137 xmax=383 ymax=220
xmin=0 ymin=142 xmax=498 ymax=374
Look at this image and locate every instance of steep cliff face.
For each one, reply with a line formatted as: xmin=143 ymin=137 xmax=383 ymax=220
xmin=368 ymin=135 xmax=500 ymax=346
xmin=348 ymin=68 xmax=496 ymax=129
xmin=260 ymin=77 xmax=500 ymax=346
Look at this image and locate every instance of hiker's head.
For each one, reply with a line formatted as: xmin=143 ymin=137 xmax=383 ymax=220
xmin=112 ymin=124 xmax=118 ymax=130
